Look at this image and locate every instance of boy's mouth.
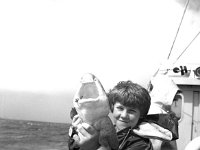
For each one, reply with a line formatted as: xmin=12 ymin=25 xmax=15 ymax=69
xmin=119 ymin=119 xmax=129 ymax=123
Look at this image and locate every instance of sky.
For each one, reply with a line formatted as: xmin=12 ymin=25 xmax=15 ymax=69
xmin=0 ymin=0 xmax=200 ymax=123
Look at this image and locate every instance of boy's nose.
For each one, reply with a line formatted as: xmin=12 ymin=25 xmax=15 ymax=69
xmin=121 ymin=110 xmax=128 ymax=118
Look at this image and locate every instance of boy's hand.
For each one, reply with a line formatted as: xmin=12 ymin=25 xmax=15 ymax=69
xmin=77 ymin=123 xmax=100 ymax=150
xmin=70 ymin=115 xmax=100 ymax=150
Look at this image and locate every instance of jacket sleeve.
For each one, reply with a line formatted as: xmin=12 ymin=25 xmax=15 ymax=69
xmin=145 ymin=113 xmax=179 ymax=140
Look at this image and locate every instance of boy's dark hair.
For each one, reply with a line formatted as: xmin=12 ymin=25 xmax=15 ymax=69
xmin=107 ymin=80 xmax=151 ymax=118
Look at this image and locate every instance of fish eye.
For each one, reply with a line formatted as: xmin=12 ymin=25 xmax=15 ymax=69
xmin=116 ymin=106 xmax=124 ymax=111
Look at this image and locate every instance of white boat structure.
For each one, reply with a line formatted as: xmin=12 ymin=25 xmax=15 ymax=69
xmin=153 ymin=64 xmax=200 ymax=150
xmin=149 ymin=0 xmax=200 ymax=149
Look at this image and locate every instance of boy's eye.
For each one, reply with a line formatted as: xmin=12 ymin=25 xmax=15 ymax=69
xmin=128 ymin=109 xmax=136 ymax=114
xmin=116 ymin=106 xmax=124 ymax=111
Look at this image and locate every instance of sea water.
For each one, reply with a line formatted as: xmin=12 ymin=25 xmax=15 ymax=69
xmin=0 ymin=118 xmax=69 ymax=150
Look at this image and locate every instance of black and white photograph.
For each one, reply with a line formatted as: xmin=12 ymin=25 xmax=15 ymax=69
xmin=0 ymin=0 xmax=200 ymax=150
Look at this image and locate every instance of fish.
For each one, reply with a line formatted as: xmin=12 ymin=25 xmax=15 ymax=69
xmin=72 ymin=73 xmax=119 ymax=150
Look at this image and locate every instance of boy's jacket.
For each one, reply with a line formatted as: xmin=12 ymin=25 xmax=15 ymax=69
xmin=134 ymin=113 xmax=179 ymax=141
xmin=117 ymin=126 xmax=153 ymax=150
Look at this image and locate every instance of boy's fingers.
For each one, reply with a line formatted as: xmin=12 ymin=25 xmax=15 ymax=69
xmin=72 ymin=115 xmax=82 ymax=127
xmin=72 ymin=114 xmax=79 ymax=123
xmin=77 ymin=124 xmax=90 ymax=137
xmin=81 ymin=123 xmax=96 ymax=135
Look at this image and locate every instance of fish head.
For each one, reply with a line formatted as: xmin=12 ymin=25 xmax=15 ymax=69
xmin=73 ymin=73 xmax=110 ymax=123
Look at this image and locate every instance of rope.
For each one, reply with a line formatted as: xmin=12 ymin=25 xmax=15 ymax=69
xmin=167 ymin=0 xmax=191 ymax=60
xmin=173 ymin=30 xmax=200 ymax=65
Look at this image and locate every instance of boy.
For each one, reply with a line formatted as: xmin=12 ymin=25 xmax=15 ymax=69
xmin=69 ymin=80 xmax=153 ymax=150
xmin=107 ymin=80 xmax=153 ymax=150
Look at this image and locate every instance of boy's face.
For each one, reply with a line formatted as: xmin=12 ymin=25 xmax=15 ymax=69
xmin=112 ymin=102 xmax=141 ymax=131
